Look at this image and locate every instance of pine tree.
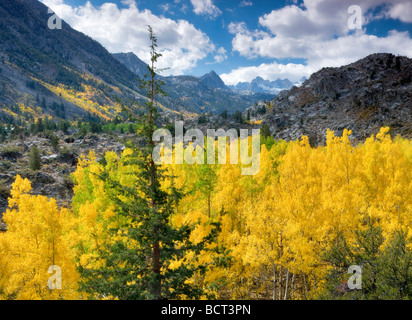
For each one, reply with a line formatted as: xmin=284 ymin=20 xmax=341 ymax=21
xmin=318 ymin=226 xmax=383 ymax=299
xmin=260 ymin=123 xmax=271 ymax=138
xmin=317 ymin=224 xmax=412 ymax=300
xmin=50 ymin=135 xmax=59 ymax=152
xmin=36 ymin=118 xmax=44 ymax=133
xmin=77 ymin=26 xmax=227 ymax=300
xmin=28 ymin=145 xmax=41 ymax=171
xmin=376 ymin=230 xmax=412 ymax=299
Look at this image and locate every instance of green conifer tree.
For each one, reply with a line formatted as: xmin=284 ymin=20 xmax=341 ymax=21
xmin=78 ymin=26 xmax=228 ymax=300
xmin=376 ymin=230 xmax=412 ymax=299
xmin=318 ymin=225 xmax=412 ymax=300
xmin=28 ymin=145 xmax=41 ymax=171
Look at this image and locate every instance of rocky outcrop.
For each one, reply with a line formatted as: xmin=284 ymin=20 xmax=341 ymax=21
xmin=261 ymin=53 xmax=412 ymax=144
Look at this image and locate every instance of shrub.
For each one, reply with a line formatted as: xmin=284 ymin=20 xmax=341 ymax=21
xmin=0 ymin=179 xmax=10 ymax=199
xmin=58 ymin=146 xmax=77 ymax=164
xmin=0 ymin=146 xmax=21 ymax=160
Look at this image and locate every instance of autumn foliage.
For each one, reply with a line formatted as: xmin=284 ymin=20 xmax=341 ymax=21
xmin=0 ymin=127 xmax=411 ymax=299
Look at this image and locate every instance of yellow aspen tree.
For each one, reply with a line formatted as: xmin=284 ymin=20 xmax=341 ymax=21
xmin=0 ymin=175 xmax=80 ymax=300
xmin=358 ymin=128 xmax=412 ymax=237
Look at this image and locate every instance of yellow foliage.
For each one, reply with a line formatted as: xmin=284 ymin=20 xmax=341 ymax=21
xmin=1 ymin=126 xmax=410 ymax=300
xmin=0 ymin=175 xmax=81 ymax=300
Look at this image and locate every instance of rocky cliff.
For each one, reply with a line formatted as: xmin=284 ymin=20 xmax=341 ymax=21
xmin=262 ymin=53 xmax=412 ymax=144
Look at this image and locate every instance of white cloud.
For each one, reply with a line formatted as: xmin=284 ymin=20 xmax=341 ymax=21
xmin=40 ymin=0 xmax=217 ymax=76
xmin=159 ymin=3 xmax=172 ymax=14
xmin=239 ymin=1 xmax=253 ymax=7
xmin=224 ymin=0 xmax=412 ymax=85
xmin=387 ymin=1 xmax=412 ymax=23
xmin=212 ymin=47 xmax=228 ymax=64
xmin=220 ymin=61 xmax=314 ymax=85
xmin=228 ymin=22 xmax=250 ymax=35
xmin=258 ymin=0 xmax=370 ymax=41
xmin=190 ymin=0 xmax=222 ymax=19
xmin=121 ymin=0 xmax=136 ymax=6
xmin=40 ymin=0 xmax=412 ymax=86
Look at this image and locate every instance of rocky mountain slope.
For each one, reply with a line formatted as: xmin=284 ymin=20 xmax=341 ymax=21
xmin=261 ymin=53 xmax=412 ymax=144
xmin=0 ymin=0 xmax=151 ymax=122
xmin=0 ymin=0 xmax=275 ymax=124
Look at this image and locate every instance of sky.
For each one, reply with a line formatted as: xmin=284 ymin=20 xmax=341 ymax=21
xmin=40 ymin=0 xmax=412 ymax=85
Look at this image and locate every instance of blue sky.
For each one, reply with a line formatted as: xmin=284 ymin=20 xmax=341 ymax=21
xmin=41 ymin=0 xmax=412 ymax=85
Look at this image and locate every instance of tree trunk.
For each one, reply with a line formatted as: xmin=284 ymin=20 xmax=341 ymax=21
xmin=278 ymin=266 xmax=282 ymax=300
xmin=272 ymin=265 xmax=277 ymax=300
xmin=291 ymin=273 xmax=295 ymax=299
xmin=152 ymin=228 xmax=161 ymax=299
xmin=303 ymin=273 xmax=308 ymax=299
xmin=207 ymin=194 xmax=211 ymax=219
xmin=21 ymin=131 xmax=24 ymax=153
xmin=284 ymin=269 xmax=290 ymax=300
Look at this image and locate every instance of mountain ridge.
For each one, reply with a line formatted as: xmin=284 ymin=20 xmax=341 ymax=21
xmin=229 ymin=76 xmax=303 ymax=95
xmin=113 ymin=51 xmax=277 ymax=114
xmin=112 ymin=52 xmax=149 ymax=79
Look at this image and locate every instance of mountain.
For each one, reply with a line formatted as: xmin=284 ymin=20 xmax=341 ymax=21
xmin=161 ymin=73 xmax=276 ymax=114
xmin=200 ymin=70 xmax=226 ymax=89
xmin=261 ymin=53 xmax=412 ymax=144
xmin=0 ymin=0 xmax=151 ymax=122
xmin=113 ymin=51 xmax=277 ymax=114
xmin=229 ymin=77 xmax=297 ymax=95
xmin=0 ymin=0 xmax=271 ymax=122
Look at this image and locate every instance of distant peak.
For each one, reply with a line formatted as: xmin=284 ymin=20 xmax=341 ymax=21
xmin=203 ymin=70 xmax=219 ymax=78
xmin=200 ymin=70 xmax=226 ymax=89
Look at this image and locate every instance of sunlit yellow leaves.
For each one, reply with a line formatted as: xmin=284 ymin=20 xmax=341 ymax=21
xmin=1 ymin=126 xmax=410 ymax=300
xmin=0 ymin=176 xmax=81 ymax=300
xmin=206 ymin=127 xmax=411 ymax=299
